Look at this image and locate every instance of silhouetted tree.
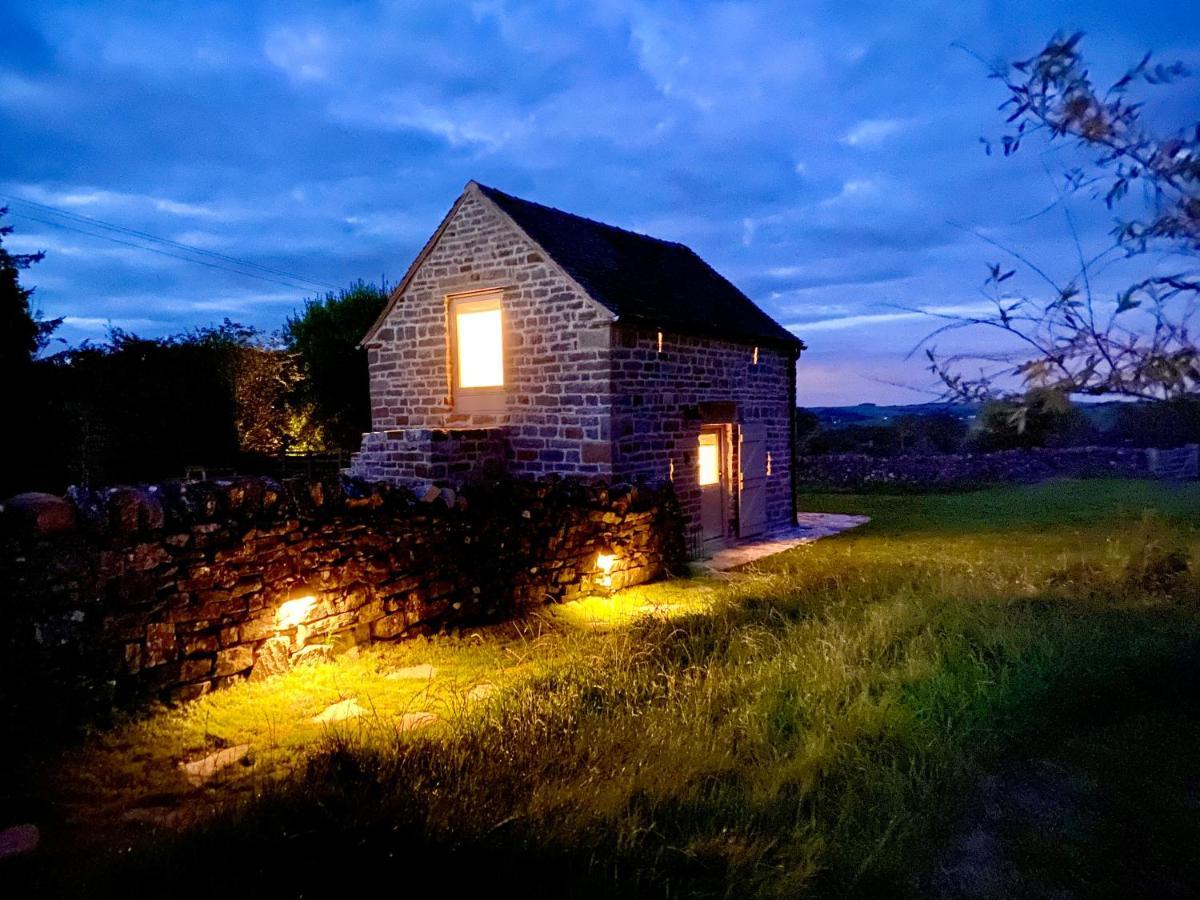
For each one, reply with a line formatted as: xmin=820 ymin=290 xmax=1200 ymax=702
xmin=970 ymin=388 xmax=1092 ymax=450
xmin=0 ymin=209 xmax=64 ymax=496
xmin=922 ymin=34 xmax=1198 ymax=402
xmin=285 ymin=280 xmax=388 ymax=450
xmin=0 ymin=207 xmax=59 ymax=374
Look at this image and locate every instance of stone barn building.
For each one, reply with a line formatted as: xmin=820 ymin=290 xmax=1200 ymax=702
xmin=351 ymin=181 xmax=805 ymax=547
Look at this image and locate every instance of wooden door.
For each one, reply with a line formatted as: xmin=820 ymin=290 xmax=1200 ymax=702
xmin=739 ymin=423 xmax=767 ymax=538
xmin=698 ymin=428 xmax=725 ymax=541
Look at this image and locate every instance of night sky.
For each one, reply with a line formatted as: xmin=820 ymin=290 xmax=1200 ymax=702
xmin=2 ymin=1 xmax=1196 ymax=404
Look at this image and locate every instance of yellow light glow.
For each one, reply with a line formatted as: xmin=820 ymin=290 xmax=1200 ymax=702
xmin=595 ymin=551 xmax=616 ymax=589
xmin=656 ymin=330 xmax=663 ymax=354
xmin=766 ymin=451 xmax=773 ymax=476
xmin=698 ymin=433 xmax=720 ymax=486
xmin=752 ymin=346 xmax=759 ymax=365
xmin=456 ymin=307 xmax=504 ymax=388
xmin=277 ymin=595 xmax=315 ymax=629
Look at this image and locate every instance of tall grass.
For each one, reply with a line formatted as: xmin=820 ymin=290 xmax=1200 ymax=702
xmin=29 ymin=480 xmax=1200 ymax=897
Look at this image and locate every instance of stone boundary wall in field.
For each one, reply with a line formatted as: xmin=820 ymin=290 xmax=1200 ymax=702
xmin=0 ymin=476 xmax=684 ymax=704
xmin=795 ymin=446 xmax=1154 ymax=490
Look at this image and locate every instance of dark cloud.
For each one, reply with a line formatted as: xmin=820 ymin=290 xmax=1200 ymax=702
xmin=1 ymin=0 xmax=1195 ymax=402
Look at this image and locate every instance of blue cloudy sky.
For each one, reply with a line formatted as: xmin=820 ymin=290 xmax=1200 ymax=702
xmin=2 ymin=1 xmax=1196 ymax=404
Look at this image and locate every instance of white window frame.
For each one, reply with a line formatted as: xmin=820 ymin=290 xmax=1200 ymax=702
xmin=448 ymin=289 xmax=506 ymax=414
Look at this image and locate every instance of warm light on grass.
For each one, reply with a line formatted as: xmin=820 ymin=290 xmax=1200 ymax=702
xmin=40 ymin=481 xmax=1200 ymax=898
xmin=276 ymin=595 xmax=316 ymax=630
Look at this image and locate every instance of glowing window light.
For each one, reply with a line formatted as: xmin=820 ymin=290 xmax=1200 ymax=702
xmin=456 ymin=306 xmax=504 ymax=388
xmin=669 ymin=458 xmax=675 ymax=481
xmin=698 ymin=433 xmax=720 ymax=486
xmin=766 ymin=451 xmax=773 ymax=476
xmin=656 ymin=330 xmax=663 ymax=354
xmin=752 ymin=346 xmax=759 ymax=365
xmin=277 ymin=595 xmax=315 ymax=629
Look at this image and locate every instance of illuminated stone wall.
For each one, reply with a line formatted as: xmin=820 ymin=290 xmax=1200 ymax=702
xmin=0 ymin=476 xmax=683 ymax=704
xmin=610 ymin=326 xmax=798 ymax=535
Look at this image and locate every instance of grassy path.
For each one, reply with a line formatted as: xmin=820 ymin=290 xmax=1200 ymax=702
xmin=11 ymin=479 xmax=1200 ymax=897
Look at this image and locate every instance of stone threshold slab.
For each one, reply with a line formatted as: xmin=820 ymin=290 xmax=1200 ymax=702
xmin=699 ymin=513 xmax=871 ymax=573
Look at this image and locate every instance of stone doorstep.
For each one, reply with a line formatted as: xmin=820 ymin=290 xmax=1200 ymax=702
xmin=465 ymin=682 xmax=496 ymax=701
xmin=178 ymin=744 xmax=251 ymax=787
xmin=385 ymin=663 xmax=438 ymax=680
xmin=699 ymin=513 xmax=872 ymax=573
xmin=312 ymin=698 xmax=368 ymax=724
xmin=398 ymin=711 xmax=439 ymax=732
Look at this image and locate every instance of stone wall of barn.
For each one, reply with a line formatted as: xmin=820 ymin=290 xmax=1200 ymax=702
xmin=0 ymin=476 xmax=684 ymax=705
xmin=610 ymin=326 xmax=798 ymax=535
xmin=358 ymin=184 xmax=615 ymax=481
xmin=349 ymin=428 xmax=509 ymax=487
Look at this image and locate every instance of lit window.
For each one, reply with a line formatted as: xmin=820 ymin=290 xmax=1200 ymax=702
xmin=752 ymin=346 xmax=759 ymax=365
xmin=669 ymin=458 xmax=675 ymax=481
xmin=656 ymin=330 xmax=663 ymax=354
xmin=449 ymin=292 xmax=505 ymax=413
xmin=455 ymin=303 xmax=503 ymax=388
xmin=698 ymin=433 xmax=720 ymax=486
xmin=766 ymin=451 xmax=773 ymax=476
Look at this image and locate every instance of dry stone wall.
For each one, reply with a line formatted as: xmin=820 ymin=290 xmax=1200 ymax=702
xmin=1 ymin=475 xmax=683 ymax=705
xmin=794 ymin=446 xmax=1154 ymax=490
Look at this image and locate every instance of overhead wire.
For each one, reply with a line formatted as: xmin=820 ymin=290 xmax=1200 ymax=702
xmin=9 ymin=210 xmax=324 ymax=293
xmin=1 ymin=193 xmax=340 ymax=292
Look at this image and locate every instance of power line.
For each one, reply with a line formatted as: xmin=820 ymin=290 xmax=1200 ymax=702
xmin=1 ymin=193 xmax=341 ymax=292
xmin=10 ymin=210 xmax=325 ymax=293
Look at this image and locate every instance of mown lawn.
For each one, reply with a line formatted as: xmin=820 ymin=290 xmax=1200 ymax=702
xmin=11 ymin=479 xmax=1200 ymax=898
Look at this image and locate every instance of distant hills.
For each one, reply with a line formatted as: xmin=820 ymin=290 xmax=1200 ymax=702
xmin=803 ymin=401 xmax=1132 ymax=430
xmin=803 ymin=402 xmax=979 ymax=428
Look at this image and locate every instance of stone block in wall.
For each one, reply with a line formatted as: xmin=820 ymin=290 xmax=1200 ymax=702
xmin=143 ymin=623 xmax=177 ymax=668
xmin=215 ymin=645 xmax=254 ymax=677
xmin=180 ymin=657 xmax=214 ymax=682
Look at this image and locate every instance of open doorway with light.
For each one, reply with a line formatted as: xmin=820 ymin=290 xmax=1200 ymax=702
xmin=698 ymin=427 xmax=726 ymax=542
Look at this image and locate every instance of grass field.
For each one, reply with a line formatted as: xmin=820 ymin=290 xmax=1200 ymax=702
xmin=12 ymin=479 xmax=1200 ymax=898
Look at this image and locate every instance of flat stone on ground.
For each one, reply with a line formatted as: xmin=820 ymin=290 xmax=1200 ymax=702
xmin=385 ymin=664 xmax=437 ymax=680
xmin=0 ymin=824 xmax=39 ymax=859
xmin=122 ymin=806 xmax=187 ymax=830
xmin=466 ymin=682 xmax=496 ymax=701
xmin=179 ymin=744 xmax=250 ymax=787
xmin=398 ymin=711 xmax=438 ymax=732
xmin=312 ymin=698 xmax=367 ymax=724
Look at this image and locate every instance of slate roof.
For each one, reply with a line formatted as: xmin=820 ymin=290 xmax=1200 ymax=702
xmin=475 ymin=183 xmax=804 ymax=351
